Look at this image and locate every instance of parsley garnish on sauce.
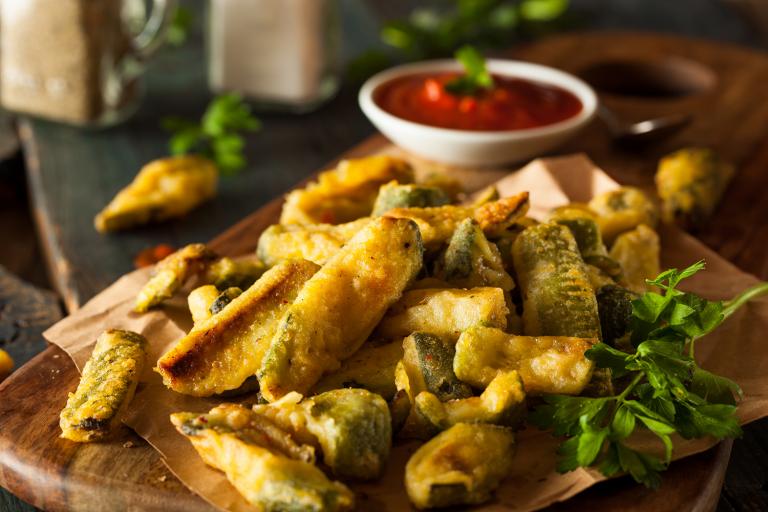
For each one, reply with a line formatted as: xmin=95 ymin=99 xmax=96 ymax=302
xmin=530 ymin=261 xmax=768 ymax=488
xmin=444 ymin=45 xmax=495 ymax=96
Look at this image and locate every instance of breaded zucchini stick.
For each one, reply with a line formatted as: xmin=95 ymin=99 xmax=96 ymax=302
xmin=588 ymin=186 xmax=658 ymax=244
xmin=257 ymin=193 xmax=529 ymax=265
xmin=405 ymin=423 xmax=515 ymax=509
xmin=258 ymin=217 xmax=424 ymax=401
xmin=203 ymin=256 xmax=266 ymax=290
xmin=434 ymin=218 xmax=514 ymax=291
xmin=610 ymin=224 xmax=661 ymax=294
xmin=386 ymin=192 xmax=530 ymax=249
xmin=60 ymin=329 xmax=147 ymax=442
xmin=157 ymin=260 xmax=320 ymax=396
xmin=414 ymin=370 xmax=526 ymax=431
xmin=187 ymin=285 xmax=220 ymax=324
xmin=135 ymin=243 xmax=217 ymax=313
xmin=375 ymin=287 xmax=508 ymax=342
xmin=252 ymin=389 xmax=392 ymax=480
xmin=512 ymin=223 xmax=601 ymax=339
xmin=95 ymin=155 xmax=218 ymax=233
xmin=311 ymin=340 xmax=404 ymax=399
xmin=256 ymin=218 xmax=371 ymax=266
xmin=656 ymin=147 xmax=735 ymax=229
xmin=454 ymin=326 xmax=597 ymax=394
xmin=280 ymin=155 xmax=414 ymax=225
xmin=172 ymin=404 xmax=353 ymax=512
xmin=371 ymin=181 xmax=450 ymax=216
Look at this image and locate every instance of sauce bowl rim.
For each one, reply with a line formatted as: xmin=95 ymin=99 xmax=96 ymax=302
xmin=359 ymin=59 xmax=597 ymax=141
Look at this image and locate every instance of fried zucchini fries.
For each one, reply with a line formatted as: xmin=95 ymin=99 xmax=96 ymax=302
xmin=157 ymin=260 xmax=319 ymax=396
xmin=60 ymin=329 xmax=147 ymax=442
xmin=258 ymin=217 xmax=423 ymax=401
xmin=95 ymin=155 xmax=218 ymax=233
xmin=280 ymin=155 xmax=414 ymax=225
xmin=135 ymin=243 xmax=217 ymax=313
xmin=172 ymin=404 xmax=353 ymax=511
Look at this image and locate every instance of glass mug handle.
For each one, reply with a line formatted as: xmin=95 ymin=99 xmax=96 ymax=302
xmin=126 ymin=0 xmax=178 ymax=75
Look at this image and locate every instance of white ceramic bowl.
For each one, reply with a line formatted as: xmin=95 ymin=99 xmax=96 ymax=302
xmin=359 ymin=59 xmax=597 ymax=167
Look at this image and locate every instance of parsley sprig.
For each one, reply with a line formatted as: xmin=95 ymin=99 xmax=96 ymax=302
xmin=444 ymin=46 xmax=495 ymax=96
xmin=531 ymin=261 xmax=768 ymax=488
xmin=162 ymin=94 xmax=261 ymax=176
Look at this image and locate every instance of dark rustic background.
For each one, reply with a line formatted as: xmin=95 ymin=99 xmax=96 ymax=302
xmin=1 ymin=0 xmax=766 ymax=510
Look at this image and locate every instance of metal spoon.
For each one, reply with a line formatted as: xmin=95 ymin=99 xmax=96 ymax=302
xmin=598 ymin=104 xmax=692 ymax=146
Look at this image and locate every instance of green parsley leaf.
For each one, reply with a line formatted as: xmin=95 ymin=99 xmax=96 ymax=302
xmin=556 ymin=436 xmax=580 ymax=472
xmin=520 ymin=0 xmax=569 ymax=21
xmin=598 ymin=443 xmax=622 ymax=477
xmin=585 ymin=343 xmax=631 ymax=377
xmin=444 ymin=45 xmax=495 ymax=96
xmin=529 ymin=396 xmax=609 ymax=436
xmin=166 ymin=6 xmax=194 ymax=47
xmin=163 ymin=93 xmax=260 ymax=176
xmin=617 ymin=443 xmax=664 ymax=489
xmin=576 ymin=416 xmax=609 ymax=467
xmin=610 ymin=405 xmax=636 ymax=440
xmin=535 ymin=261 xmax=768 ymax=489
xmin=691 ymin=368 xmax=742 ymax=405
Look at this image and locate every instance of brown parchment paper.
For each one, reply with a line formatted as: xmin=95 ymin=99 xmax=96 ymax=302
xmin=44 ymin=154 xmax=768 ymax=512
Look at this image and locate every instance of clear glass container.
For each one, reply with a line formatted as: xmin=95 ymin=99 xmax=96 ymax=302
xmin=207 ymin=0 xmax=341 ymax=112
xmin=0 ymin=0 xmax=176 ymax=127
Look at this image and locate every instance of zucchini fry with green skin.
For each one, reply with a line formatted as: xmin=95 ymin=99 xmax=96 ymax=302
xmin=371 ymin=181 xmax=450 ymax=216
xmin=187 ymin=285 xmax=219 ymax=325
xmin=256 ymin=218 xmax=370 ymax=266
xmin=171 ymin=405 xmax=354 ymax=512
xmin=434 ymin=218 xmax=514 ymax=291
xmin=454 ymin=326 xmax=597 ymax=395
xmin=596 ymin=285 xmax=638 ymax=348
xmin=258 ymin=217 xmax=424 ymax=401
xmin=609 ymin=224 xmax=661 ymax=294
xmin=60 ymin=330 xmax=147 ymax=442
xmin=588 ymin=186 xmax=659 ymax=244
xmin=414 ymin=370 xmax=526 ymax=431
xmin=209 ymin=287 xmax=242 ymax=315
xmin=204 ymin=256 xmax=266 ymax=289
xmin=512 ymin=223 xmax=602 ymax=339
xmin=401 ymin=332 xmax=473 ymax=401
xmin=396 ymin=333 xmax=472 ymax=440
xmin=95 ymin=155 xmax=218 ymax=233
xmin=470 ymin=185 xmax=499 ymax=206
xmin=280 ymin=155 xmax=414 ymax=225
xmin=386 ymin=192 xmax=530 ymax=249
xmin=135 ymin=243 xmax=217 ymax=313
xmin=405 ymin=423 xmax=515 ymax=510
xmin=252 ymin=389 xmax=392 ymax=480
xmin=311 ymin=340 xmax=403 ymax=399
xmin=656 ymin=147 xmax=735 ymax=229
xmin=549 ymin=207 xmax=620 ymax=274
xmin=259 ymin=193 xmax=529 ymax=265
xmin=156 ymin=260 xmax=320 ymax=396
xmin=375 ymin=287 xmax=508 ymax=342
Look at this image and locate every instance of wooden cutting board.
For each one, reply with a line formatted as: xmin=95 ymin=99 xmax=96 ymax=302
xmin=3 ymin=31 xmax=768 ymax=511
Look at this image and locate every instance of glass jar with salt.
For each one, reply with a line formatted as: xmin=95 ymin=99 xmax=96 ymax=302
xmin=208 ymin=0 xmax=341 ymax=112
xmin=0 ymin=0 xmax=177 ymax=126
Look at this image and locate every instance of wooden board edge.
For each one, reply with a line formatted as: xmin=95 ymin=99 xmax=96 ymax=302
xmin=18 ymin=120 xmax=82 ymax=313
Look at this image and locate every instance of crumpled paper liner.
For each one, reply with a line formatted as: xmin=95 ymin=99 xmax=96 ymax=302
xmin=44 ymin=155 xmax=768 ymax=511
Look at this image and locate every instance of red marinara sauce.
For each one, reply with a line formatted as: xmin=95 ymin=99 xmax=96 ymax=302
xmin=374 ymin=72 xmax=583 ymax=131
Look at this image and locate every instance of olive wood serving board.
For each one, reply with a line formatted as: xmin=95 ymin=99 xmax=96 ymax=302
xmin=4 ymin=31 xmax=768 ymax=511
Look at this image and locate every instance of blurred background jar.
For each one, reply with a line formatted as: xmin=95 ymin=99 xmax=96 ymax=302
xmin=208 ymin=0 xmax=342 ymax=112
xmin=0 ymin=0 xmax=176 ymax=127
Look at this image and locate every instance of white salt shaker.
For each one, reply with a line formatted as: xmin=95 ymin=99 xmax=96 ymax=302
xmin=208 ymin=0 xmax=341 ymax=112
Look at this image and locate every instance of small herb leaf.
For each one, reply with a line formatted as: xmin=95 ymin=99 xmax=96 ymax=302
xmin=444 ymin=45 xmax=494 ymax=96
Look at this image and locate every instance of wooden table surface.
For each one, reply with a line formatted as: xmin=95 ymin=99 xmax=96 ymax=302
xmin=2 ymin=0 xmax=768 ymax=511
